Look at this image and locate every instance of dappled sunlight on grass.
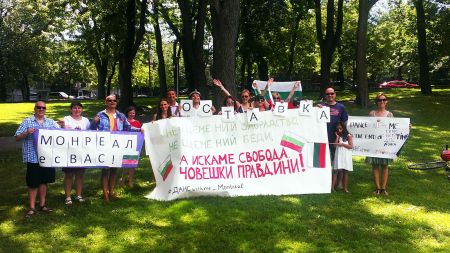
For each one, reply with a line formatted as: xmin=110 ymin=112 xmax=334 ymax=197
xmin=275 ymin=239 xmax=317 ymax=252
xmin=179 ymin=207 xmax=209 ymax=224
xmin=361 ymin=199 xmax=450 ymax=244
xmin=279 ymin=196 xmax=302 ymax=205
xmin=80 ymin=226 xmax=109 ymax=250
xmin=0 ymin=221 xmax=15 ymax=235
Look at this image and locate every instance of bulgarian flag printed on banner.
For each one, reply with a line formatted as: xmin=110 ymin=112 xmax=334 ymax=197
xmin=280 ymin=132 xmax=306 ymax=153
xmin=312 ymin=143 xmax=327 ymax=168
xmin=158 ymin=155 xmax=173 ymax=181
xmin=252 ymin=80 xmax=302 ymax=102
xmin=122 ymin=155 xmax=139 ymax=166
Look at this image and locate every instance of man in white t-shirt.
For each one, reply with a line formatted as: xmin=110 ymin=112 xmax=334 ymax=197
xmin=167 ymin=88 xmax=179 ymax=116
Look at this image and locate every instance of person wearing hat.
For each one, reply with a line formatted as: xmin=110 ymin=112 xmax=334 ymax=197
xmin=183 ymin=89 xmax=216 ymax=116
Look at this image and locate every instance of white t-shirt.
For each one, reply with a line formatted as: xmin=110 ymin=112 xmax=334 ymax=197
xmin=64 ymin=116 xmax=91 ymax=130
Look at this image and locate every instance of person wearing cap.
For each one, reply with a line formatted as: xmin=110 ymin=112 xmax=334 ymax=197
xmin=183 ymin=89 xmax=216 ymax=116
xmin=15 ymin=101 xmax=60 ymax=217
xmin=90 ymin=94 xmax=133 ymax=202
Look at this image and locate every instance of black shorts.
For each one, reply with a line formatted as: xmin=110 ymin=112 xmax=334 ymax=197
xmin=26 ymin=163 xmax=55 ymax=188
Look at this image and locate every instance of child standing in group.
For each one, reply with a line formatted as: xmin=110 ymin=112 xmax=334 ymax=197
xmin=332 ymin=121 xmax=353 ymax=193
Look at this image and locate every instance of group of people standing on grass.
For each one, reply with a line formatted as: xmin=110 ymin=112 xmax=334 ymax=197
xmin=15 ymin=94 xmax=143 ymax=217
xmin=15 ymin=79 xmax=397 ymax=217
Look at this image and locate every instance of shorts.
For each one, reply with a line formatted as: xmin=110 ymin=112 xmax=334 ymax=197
xmin=26 ymin=163 xmax=55 ymax=188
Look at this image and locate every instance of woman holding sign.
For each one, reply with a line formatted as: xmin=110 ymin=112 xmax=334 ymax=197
xmin=153 ymin=98 xmax=173 ymax=121
xmin=366 ymin=92 xmax=394 ymax=196
xmin=63 ymin=102 xmax=91 ymax=204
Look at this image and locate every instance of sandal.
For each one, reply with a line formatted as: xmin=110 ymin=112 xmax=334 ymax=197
xmin=25 ymin=208 xmax=36 ymax=217
xmin=380 ymin=189 xmax=389 ymax=196
xmin=76 ymin=196 xmax=85 ymax=203
xmin=65 ymin=197 xmax=72 ymax=205
xmin=373 ymin=189 xmax=381 ymax=195
xmin=40 ymin=205 xmax=53 ymax=213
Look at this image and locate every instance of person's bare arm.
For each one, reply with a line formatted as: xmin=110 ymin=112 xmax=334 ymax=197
xmin=213 ymin=79 xmax=231 ymax=97
xmin=15 ymin=128 xmax=35 ymax=141
xmin=260 ymin=77 xmax=274 ymax=96
xmin=285 ymin=81 xmax=300 ymax=102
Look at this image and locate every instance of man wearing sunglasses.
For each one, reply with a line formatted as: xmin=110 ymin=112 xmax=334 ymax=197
xmin=15 ymin=101 xmax=60 ymax=217
xmin=320 ymin=87 xmax=349 ymax=189
xmin=91 ymin=94 xmax=133 ymax=202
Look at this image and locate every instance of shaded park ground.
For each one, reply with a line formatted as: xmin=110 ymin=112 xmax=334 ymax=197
xmin=0 ymin=89 xmax=449 ymax=252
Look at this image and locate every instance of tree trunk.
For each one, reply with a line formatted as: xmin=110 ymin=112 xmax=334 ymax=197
xmin=95 ymin=60 xmax=108 ymax=99
xmin=314 ymin=0 xmax=344 ymax=94
xmin=118 ymin=0 xmax=148 ymax=109
xmin=176 ymin=0 xmax=208 ymax=97
xmin=287 ymin=14 xmax=302 ymax=79
xmin=172 ymin=40 xmax=178 ymax=87
xmin=415 ymin=0 xmax=431 ymax=94
xmin=210 ymin=0 xmax=240 ymax=106
xmin=106 ymin=61 xmax=117 ymax=95
xmin=257 ymin=56 xmax=268 ymax=80
xmin=153 ymin=0 xmax=167 ymax=95
xmin=22 ymin=73 xmax=30 ymax=102
xmin=355 ymin=0 xmax=370 ymax=107
xmin=246 ymin=58 xmax=253 ymax=86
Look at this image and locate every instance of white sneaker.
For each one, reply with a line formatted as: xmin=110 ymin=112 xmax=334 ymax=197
xmin=65 ymin=197 xmax=72 ymax=205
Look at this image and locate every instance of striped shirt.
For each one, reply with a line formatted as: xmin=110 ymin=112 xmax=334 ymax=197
xmin=15 ymin=115 xmax=60 ymax=163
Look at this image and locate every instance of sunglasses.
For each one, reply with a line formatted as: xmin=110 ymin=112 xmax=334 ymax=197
xmin=35 ymin=106 xmax=46 ymax=110
xmin=241 ymin=95 xmax=249 ymax=98
xmin=377 ymin=98 xmax=387 ymax=102
xmin=325 ymin=92 xmax=335 ymax=96
xmin=106 ymin=99 xmax=117 ymax=102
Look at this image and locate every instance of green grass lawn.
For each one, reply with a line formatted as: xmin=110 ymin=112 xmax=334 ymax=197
xmin=1 ymin=89 xmax=449 ymax=252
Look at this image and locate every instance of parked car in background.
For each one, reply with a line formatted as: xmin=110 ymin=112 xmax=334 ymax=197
xmin=49 ymin=91 xmax=75 ymax=100
xmin=378 ymin=80 xmax=419 ymax=88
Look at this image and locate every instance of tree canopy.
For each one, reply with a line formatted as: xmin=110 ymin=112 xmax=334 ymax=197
xmin=1 ymin=0 xmax=449 ymax=103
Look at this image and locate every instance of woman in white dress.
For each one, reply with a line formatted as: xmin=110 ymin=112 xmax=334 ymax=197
xmin=332 ymin=121 xmax=353 ymax=193
xmin=62 ymin=102 xmax=91 ymax=204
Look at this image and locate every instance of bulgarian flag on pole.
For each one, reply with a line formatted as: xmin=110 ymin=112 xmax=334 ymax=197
xmin=280 ymin=132 xmax=306 ymax=153
xmin=252 ymin=80 xmax=302 ymax=102
xmin=158 ymin=155 xmax=173 ymax=181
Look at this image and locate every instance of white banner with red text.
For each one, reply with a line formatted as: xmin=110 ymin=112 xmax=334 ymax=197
xmin=143 ymin=108 xmax=332 ymax=201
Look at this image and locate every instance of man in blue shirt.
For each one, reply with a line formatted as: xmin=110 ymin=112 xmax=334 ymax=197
xmin=320 ymin=87 xmax=349 ymax=190
xmin=15 ymin=101 xmax=60 ymax=217
xmin=90 ymin=94 xmax=132 ymax=202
